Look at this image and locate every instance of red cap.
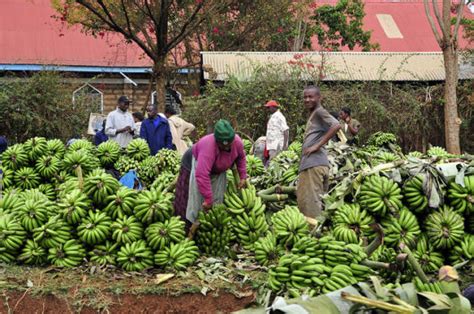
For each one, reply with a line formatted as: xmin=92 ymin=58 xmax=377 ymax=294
xmin=264 ymin=100 xmax=279 ymax=107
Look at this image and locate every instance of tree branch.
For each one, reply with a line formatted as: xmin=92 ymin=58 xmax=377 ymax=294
xmin=431 ymin=0 xmax=449 ymax=41
xmin=423 ymin=0 xmax=443 ymax=45
xmin=452 ymin=0 xmax=466 ymax=43
xmin=167 ymin=2 xmax=205 ymax=51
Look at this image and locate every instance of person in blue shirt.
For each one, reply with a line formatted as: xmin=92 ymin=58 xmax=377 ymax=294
xmin=140 ymin=104 xmax=173 ymax=155
xmin=0 ymin=136 xmax=7 ymax=154
xmin=94 ymin=120 xmax=109 ymax=146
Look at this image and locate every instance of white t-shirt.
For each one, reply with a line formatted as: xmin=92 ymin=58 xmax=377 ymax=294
xmin=105 ymin=108 xmax=136 ymax=148
xmin=266 ymin=110 xmax=289 ymax=150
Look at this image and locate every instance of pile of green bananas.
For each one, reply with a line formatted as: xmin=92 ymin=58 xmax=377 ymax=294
xmin=117 ymin=240 xmax=154 ymax=272
xmin=126 ymin=138 xmax=150 ymax=161
xmin=0 ymin=213 xmax=27 ymax=258
xmin=196 ymin=205 xmax=232 ymax=256
xmin=375 ymin=152 xmax=399 ymax=165
xmin=145 ymin=216 xmax=185 ymax=250
xmin=154 ymin=149 xmax=181 ymax=174
xmin=111 ymin=216 xmax=144 ymax=244
xmin=68 ymin=139 xmax=95 ymax=153
xmin=447 ymin=175 xmax=473 ymax=214
xmin=16 ymin=193 xmax=49 ymax=231
xmin=46 ymin=139 xmax=66 ymax=158
xmin=14 ymin=167 xmax=41 ymax=190
xmin=288 ymin=141 xmax=302 ymax=154
xmin=253 ymin=233 xmax=280 ymax=266
xmin=1 ymin=144 xmax=29 ymax=170
xmin=151 ymin=171 xmax=177 ymax=191
xmin=448 ymin=234 xmax=474 ymax=265
xmin=104 ymin=187 xmax=136 ymax=219
xmin=138 ymin=156 xmax=160 ymax=185
xmin=134 ymin=187 xmax=174 ymax=224
xmin=83 ymin=170 xmax=120 ymax=206
xmin=271 ymin=206 xmax=309 ymax=247
xmin=97 ymin=141 xmax=121 ymax=167
xmin=332 ymin=203 xmax=374 ymax=244
xmin=224 ymin=185 xmax=265 ymax=215
xmin=382 ymin=209 xmax=421 ymax=248
xmin=36 ymin=155 xmax=61 ymax=179
xmin=0 ymin=167 xmax=14 ymax=189
xmin=77 ymin=211 xmax=112 ymax=245
xmin=63 ymin=150 xmax=99 ymax=175
xmin=425 ymin=206 xmax=464 ymax=249
xmin=24 ymin=137 xmax=48 ymax=161
xmin=48 ymin=239 xmax=86 ymax=268
xmin=403 ymin=174 xmax=429 ymax=213
xmin=366 ymin=132 xmax=397 ymax=147
xmin=232 ymin=209 xmax=269 ymax=250
xmin=114 ymin=156 xmax=140 ymax=175
xmin=19 ymin=239 xmax=47 ymax=265
xmin=427 ymin=146 xmax=449 ymax=158
xmin=407 ymin=151 xmax=424 ymax=159
xmin=246 ymin=155 xmax=264 ymax=177
xmin=242 ymin=139 xmax=252 ymax=155
xmin=58 ymin=188 xmax=91 ymax=225
xmin=358 ymin=175 xmax=403 ymax=216
xmin=280 ymin=165 xmax=299 ymax=186
xmin=89 ymin=241 xmax=118 ymax=266
xmin=414 ymin=236 xmax=445 ymax=273
xmin=33 ymin=215 xmax=71 ymax=248
xmin=154 ymin=239 xmax=199 ymax=271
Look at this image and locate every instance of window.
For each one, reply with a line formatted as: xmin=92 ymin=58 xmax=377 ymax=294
xmin=72 ymin=83 xmax=104 ymax=113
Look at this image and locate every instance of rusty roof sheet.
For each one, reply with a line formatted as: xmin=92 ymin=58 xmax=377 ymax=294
xmin=201 ymin=52 xmax=474 ymax=82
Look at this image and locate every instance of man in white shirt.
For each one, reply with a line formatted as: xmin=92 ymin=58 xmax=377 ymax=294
xmin=264 ymin=100 xmax=289 ymax=163
xmin=105 ymin=96 xmax=136 ymax=148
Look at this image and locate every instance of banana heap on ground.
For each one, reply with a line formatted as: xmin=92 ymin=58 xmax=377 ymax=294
xmin=195 ymin=205 xmax=233 ymax=256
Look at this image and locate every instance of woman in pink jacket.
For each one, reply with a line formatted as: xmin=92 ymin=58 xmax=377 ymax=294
xmin=174 ymin=119 xmax=247 ymax=230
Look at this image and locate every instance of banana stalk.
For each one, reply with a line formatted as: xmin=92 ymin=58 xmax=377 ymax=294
xmin=400 ymin=243 xmax=429 ymax=283
xmin=341 ymin=292 xmax=415 ymax=314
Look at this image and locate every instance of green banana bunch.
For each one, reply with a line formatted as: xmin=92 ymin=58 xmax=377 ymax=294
xmin=14 ymin=167 xmax=41 ymax=190
xmin=375 ymin=151 xmax=400 ymax=165
xmin=104 ymin=186 xmax=136 ymax=219
xmin=403 ymin=174 xmax=429 ymax=213
xmin=291 ymin=236 xmax=320 ymax=258
xmin=17 ymin=196 xmax=49 ymax=231
xmin=38 ymin=183 xmax=56 ymax=201
xmin=114 ymin=156 xmax=140 ymax=175
xmin=318 ymin=236 xmax=354 ymax=268
xmin=77 ymin=210 xmax=112 ymax=245
xmin=24 ymin=137 xmax=48 ymax=161
xmin=117 ymin=240 xmax=154 ymax=272
xmin=246 ymin=155 xmax=264 ymax=177
xmin=427 ymin=146 xmax=449 ymax=158
xmin=88 ymin=241 xmax=118 ymax=266
xmin=51 ymin=170 xmax=75 ymax=186
xmin=1 ymin=167 xmax=14 ymax=188
xmin=414 ymin=235 xmax=445 ymax=273
xmin=0 ymin=213 xmax=27 ymax=252
xmin=366 ymin=132 xmax=397 ymax=147
xmin=280 ymin=165 xmax=299 ymax=186
xmin=111 ymin=215 xmax=144 ymax=244
xmin=413 ymin=277 xmax=443 ymax=294
xmin=63 ymin=151 xmax=95 ymax=175
xmin=154 ymin=238 xmax=200 ymax=271
xmin=346 ymin=248 xmax=374 ymax=282
xmin=322 ymin=264 xmax=359 ymax=294
xmin=1 ymin=144 xmax=29 ymax=170
xmin=382 ymin=208 xmax=421 ymax=248
xmin=332 ymin=203 xmax=374 ymax=244
xmin=83 ymin=170 xmax=120 ymax=206
xmin=271 ymin=206 xmax=309 ymax=248
xmin=145 ymin=216 xmax=185 ymax=250
xmin=48 ymin=239 xmax=86 ymax=268
xmin=425 ymin=206 xmax=464 ymax=249
xmin=224 ymin=184 xmax=265 ymax=215
xmin=358 ymin=175 xmax=403 ymax=216
xmin=58 ymin=189 xmax=91 ymax=225
xmin=154 ymin=149 xmax=180 ymax=174
xmin=268 ymin=253 xmax=330 ymax=294
xmin=288 ymin=141 xmax=302 ymax=154
xmin=370 ymin=245 xmax=402 ymax=282
xmin=67 ymin=139 xmax=95 ymax=153
xmin=138 ymin=156 xmax=161 ymax=185
xmin=18 ymin=239 xmax=47 ymax=265
xmin=35 ymin=155 xmax=61 ymax=179
xmin=97 ymin=140 xmax=121 ymax=166
xmin=0 ymin=192 xmax=22 ymax=214
xmin=126 ymin=138 xmax=150 ymax=161
xmin=407 ymin=151 xmax=424 ymax=159
xmin=242 ymin=139 xmax=252 ymax=155
xmin=134 ymin=188 xmax=174 ymax=225
xmin=150 ymin=171 xmax=178 ymax=191
xmin=232 ymin=209 xmax=269 ymax=250
xmin=254 ymin=233 xmax=280 ymax=266
xmin=447 ymin=175 xmax=474 ymax=214
xmin=0 ymin=247 xmax=16 ymax=263
xmin=56 ymin=178 xmax=81 ymax=200
xmin=33 ymin=215 xmax=72 ymax=248
xmin=448 ymin=234 xmax=474 ymax=265
xmin=46 ymin=139 xmax=66 ymax=158
xmin=196 ymin=205 xmax=233 ymax=256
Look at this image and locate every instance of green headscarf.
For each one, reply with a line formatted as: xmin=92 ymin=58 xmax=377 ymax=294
xmin=214 ymin=119 xmax=235 ymax=144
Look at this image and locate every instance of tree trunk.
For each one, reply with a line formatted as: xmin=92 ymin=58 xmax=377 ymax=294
xmin=442 ymin=45 xmax=461 ymax=154
xmin=153 ymin=57 xmax=167 ymax=113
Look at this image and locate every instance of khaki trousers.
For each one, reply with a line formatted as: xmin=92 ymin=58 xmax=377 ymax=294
xmin=297 ymin=166 xmax=329 ymax=218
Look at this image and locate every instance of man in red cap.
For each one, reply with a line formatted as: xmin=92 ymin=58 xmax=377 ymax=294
xmin=264 ymin=100 xmax=289 ymax=164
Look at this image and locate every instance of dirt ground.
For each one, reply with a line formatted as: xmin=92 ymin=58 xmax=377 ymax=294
xmin=1 ymin=290 xmax=255 ymax=314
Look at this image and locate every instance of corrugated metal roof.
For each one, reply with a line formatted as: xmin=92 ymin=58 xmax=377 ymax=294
xmin=201 ymin=52 xmax=474 ymax=81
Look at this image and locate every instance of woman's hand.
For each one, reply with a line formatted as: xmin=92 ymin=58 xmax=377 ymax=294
xmin=238 ymin=179 xmax=247 ymax=189
xmin=202 ymin=201 xmax=212 ymax=212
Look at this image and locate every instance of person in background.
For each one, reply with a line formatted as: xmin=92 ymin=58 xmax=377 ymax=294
xmin=174 ymin=119 xmax=247 ymax=230
xmin=264 ymin=100 xmax=289 ymax=165
xmin=297 ymin=86 xmax=341 ymax=218
xmin=164 ymin=105 xmax=196 ymax=155
xmin=339 ymin=107 xmax=361 ymax=145
xmin=140 ymin=104 xmax=173 ymax=155
xmin=105 ymin=96 xmax=136 ymax=148
xmin=132 ymin=112 xmax=145 ymax=137
xmin=94 ymin=120 xmax=108 ymax=146
xmin=0 ymin=136 xmax=7 ymax=154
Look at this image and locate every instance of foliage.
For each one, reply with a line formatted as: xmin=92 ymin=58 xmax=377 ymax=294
xmin=309 ymin=0 xmax=379 ymax=51
xmin=183 ymin=64 xmax=473 ymax=153
xmin=0 ymin=71 xmax=96 ymax=143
